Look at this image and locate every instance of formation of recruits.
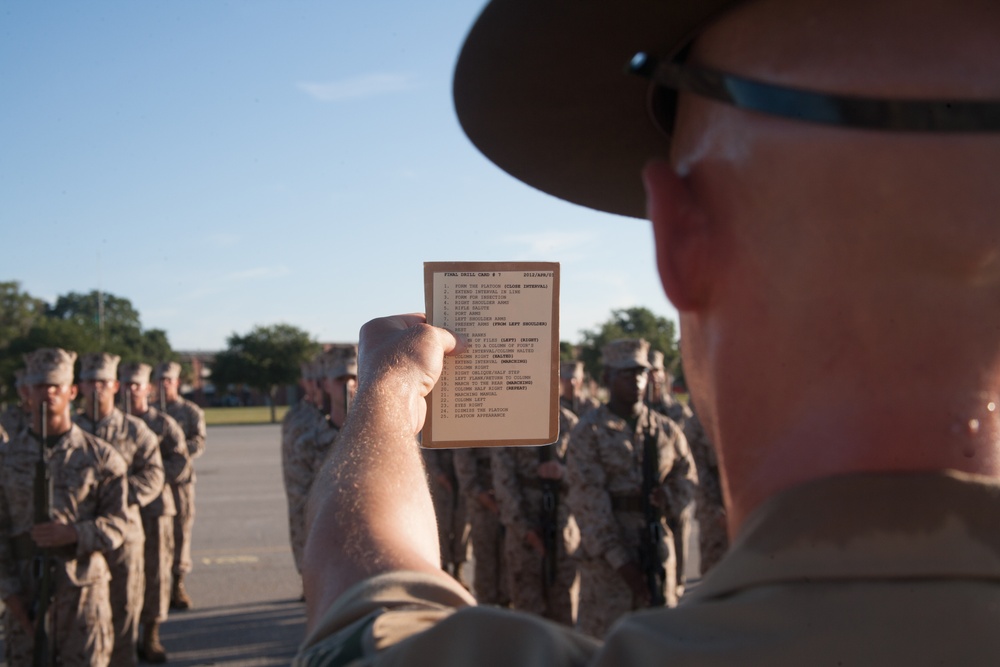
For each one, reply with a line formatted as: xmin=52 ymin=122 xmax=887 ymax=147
xmin=282 ymin=337 xmax=727 ymax=638
xmin=0 ymin=349 xmax=207 ymax=666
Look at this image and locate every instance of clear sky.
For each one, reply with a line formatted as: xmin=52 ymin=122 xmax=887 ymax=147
xmin=1 ymin=1 xmax=676 ymax=351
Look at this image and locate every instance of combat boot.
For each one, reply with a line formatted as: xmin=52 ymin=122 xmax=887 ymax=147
xmin=140 ymin=621 xmax=168 ymax=663
xmin=170 ymin=574 xmax=192 ymax=610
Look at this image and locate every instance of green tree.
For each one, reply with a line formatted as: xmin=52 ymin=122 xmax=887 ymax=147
xmin=577 ymin=307 xmax=679 ymax=382
xmin=210 ymin=324 xmax=320 ymax=423
xmin=0 ymin=281 xmax=46 ymax=350
xmin=47 ymin=290 xmax=142 ymax=346
xmin=0 ymin=282 xmax=48 ymax=401
xmin=0 ymin=287 xmax=176 ymax=403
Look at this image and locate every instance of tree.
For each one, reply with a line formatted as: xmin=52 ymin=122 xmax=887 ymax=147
xmin=0 ymin=286 xmax=176 ymax=403
xmin=210 ymin=324 xmax=321 ymax=423
xmin=577 ymin=307 xmax=679 ymax=382
xmin=47 ymin=290 xmax=142 ymax=346
xmin=0 ymin=281 xmax=45 ymax=350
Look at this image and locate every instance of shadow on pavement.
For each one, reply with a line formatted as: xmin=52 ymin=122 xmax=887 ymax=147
xmin=155 ymin=598 xmax=306 ymax=667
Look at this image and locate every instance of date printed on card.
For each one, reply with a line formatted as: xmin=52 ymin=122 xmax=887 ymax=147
xmin=422 ymin=261 xmax=560 ymax=448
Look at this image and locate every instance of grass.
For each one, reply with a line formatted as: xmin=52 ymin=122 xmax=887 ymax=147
xmin=203 ymin=405 xmax=290 ymax=426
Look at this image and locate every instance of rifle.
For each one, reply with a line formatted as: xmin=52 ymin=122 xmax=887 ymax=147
xmin=33 ymin=401 xmax=55 ymax=666
xmin=538 ymin=444 xmax=558 ymax=592
xmin=638 ymin=382 xmax=667 ymax=607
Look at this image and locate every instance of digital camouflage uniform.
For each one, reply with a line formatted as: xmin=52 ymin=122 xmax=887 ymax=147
xmin=75 ymin=405 xmax=164 ymax=667
xmin=422 ymin=447 xmax=469 ymax=582
xmin=282 ymin=397 xmax=324 ymax=574
xmin=163 ymin=390 xmax=206 ymax=589
xmin=567 ymin=402 xmax=697 ymax=638
xmin=454 ymin=448 xmax=508 ymax=606
xmin=0 ymin=424 xmax=129 ymax=667
xmin=134 ymin=406 xmax=190 ymax=628
xmin=646 ymin=353 xmax=694 ymax=594
xmin=651 ymin=395 xmax=692 ymax=430
xmin=560 ymin=394 xmax=601 ymax=421
xmin=0 ymin=369 xmax=30 ymax=436
xmin=287 ymin=416 xmax=339 ymax=571
xmin=490 ymin=406 xmax=580 ymax=624
xmin=683 ymin=409 xmax=728 ymax=574
xmin=0 ymin=403 xmax=29 ymax=437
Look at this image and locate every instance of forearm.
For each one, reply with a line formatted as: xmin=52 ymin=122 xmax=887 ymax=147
xmin=303 ymin=379 xmax=442 ymax=625
xmin=302 ymin=316 xmax=458 ymax=631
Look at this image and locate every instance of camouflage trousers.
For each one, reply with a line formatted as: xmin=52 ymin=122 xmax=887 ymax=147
xmin=429 ymin=482 xmax=469 ymax=580
xmin=107 ymin=535 xmax=145 ymax=667
xmin=141 ymin=514 xmax=175 ymax=623
xmin=3 ymin=573 xmax=113 ymax=667
xmin=171 ymin=482 xmax=196 ymax=575
xmin=697 ymin=507 xmax=730 ymax=575
xmin=502 ymin=526 xmax=577 ymax=625
xmin=575 ymin=552 xmax=677 ymax=639
xmin=467 ymin=505 xmax=507 ymax=606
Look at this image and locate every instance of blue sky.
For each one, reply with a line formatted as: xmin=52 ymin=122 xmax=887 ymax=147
xmin=1 ymin=1 xmax=676 ymax=351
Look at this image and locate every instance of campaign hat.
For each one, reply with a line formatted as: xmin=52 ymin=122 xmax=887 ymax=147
xmin=453 ymin=0 xmax=743 ymax=219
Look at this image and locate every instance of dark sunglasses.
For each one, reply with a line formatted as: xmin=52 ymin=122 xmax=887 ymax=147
xmin=628 ymin=50 xmax=1000 ymax=135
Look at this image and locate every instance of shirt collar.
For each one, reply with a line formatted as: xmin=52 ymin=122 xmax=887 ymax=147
xmin=686 ymin=470 xmax=1000 ymax=603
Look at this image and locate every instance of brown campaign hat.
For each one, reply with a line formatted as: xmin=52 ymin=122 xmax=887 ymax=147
xmin=24 ymin=348 xmax=77 ymax=386
xmin=79 ymin=352 xmax=121 ymax=382
xmin=453 ymin=0 xmax=742 ymax=219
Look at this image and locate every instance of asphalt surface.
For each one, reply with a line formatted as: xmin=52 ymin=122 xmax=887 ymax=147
xmin=2 ymin=423 xmax=306 ymax=667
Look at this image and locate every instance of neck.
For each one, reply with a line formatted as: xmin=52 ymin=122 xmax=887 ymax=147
xmin=608 ymin=399 xmax=641 ymax=421
xmin=34 ymin=411 xmax=73 ymax=438
xmin=716 ymin=386 xmax=1000 ymax=536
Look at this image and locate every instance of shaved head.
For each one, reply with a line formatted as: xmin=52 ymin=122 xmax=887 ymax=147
xmin=649 ymin=0 xmax=1000 ymax=530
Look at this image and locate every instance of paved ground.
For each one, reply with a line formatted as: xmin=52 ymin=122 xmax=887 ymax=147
xmin=1 ymin=421 xmax=707 ymax=666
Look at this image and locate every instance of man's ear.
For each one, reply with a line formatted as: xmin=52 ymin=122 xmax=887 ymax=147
xmin=643 ymin=159 xmax=712 ymax=312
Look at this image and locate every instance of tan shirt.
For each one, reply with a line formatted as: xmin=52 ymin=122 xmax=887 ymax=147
xmin=296 ymin=470 xmax=1000 ymax=666
xmin=0 ymin=424 xmax=129 ymax=598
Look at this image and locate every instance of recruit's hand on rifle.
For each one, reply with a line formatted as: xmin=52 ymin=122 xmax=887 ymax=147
xmin=433 ymin=472 xmax=454 ymax=494
xmin=2 ymin=594 xmax=33 ymax=634
xmin=648 ymin=486 xmax=669 ymax=512
xmin=31 ymin=520 xmax=77 ymax=548
xmin=524 ymin=527 xmax=546 ymax=556
xmin=537 ymin=460 xmax=564 ymax=480
xmin=476 ymin=490 xmax=500 ymax=515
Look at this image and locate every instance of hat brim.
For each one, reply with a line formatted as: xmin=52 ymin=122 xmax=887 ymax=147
xmin=453 ymin=0 xmax=743 ymax=219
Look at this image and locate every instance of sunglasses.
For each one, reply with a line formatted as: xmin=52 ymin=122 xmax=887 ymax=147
xmin=629 ymin=50 xmax=1000 ymax=135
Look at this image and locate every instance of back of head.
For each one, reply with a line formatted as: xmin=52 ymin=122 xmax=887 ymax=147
xmin=454 ymin=0 xmax=1000 ymax=526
